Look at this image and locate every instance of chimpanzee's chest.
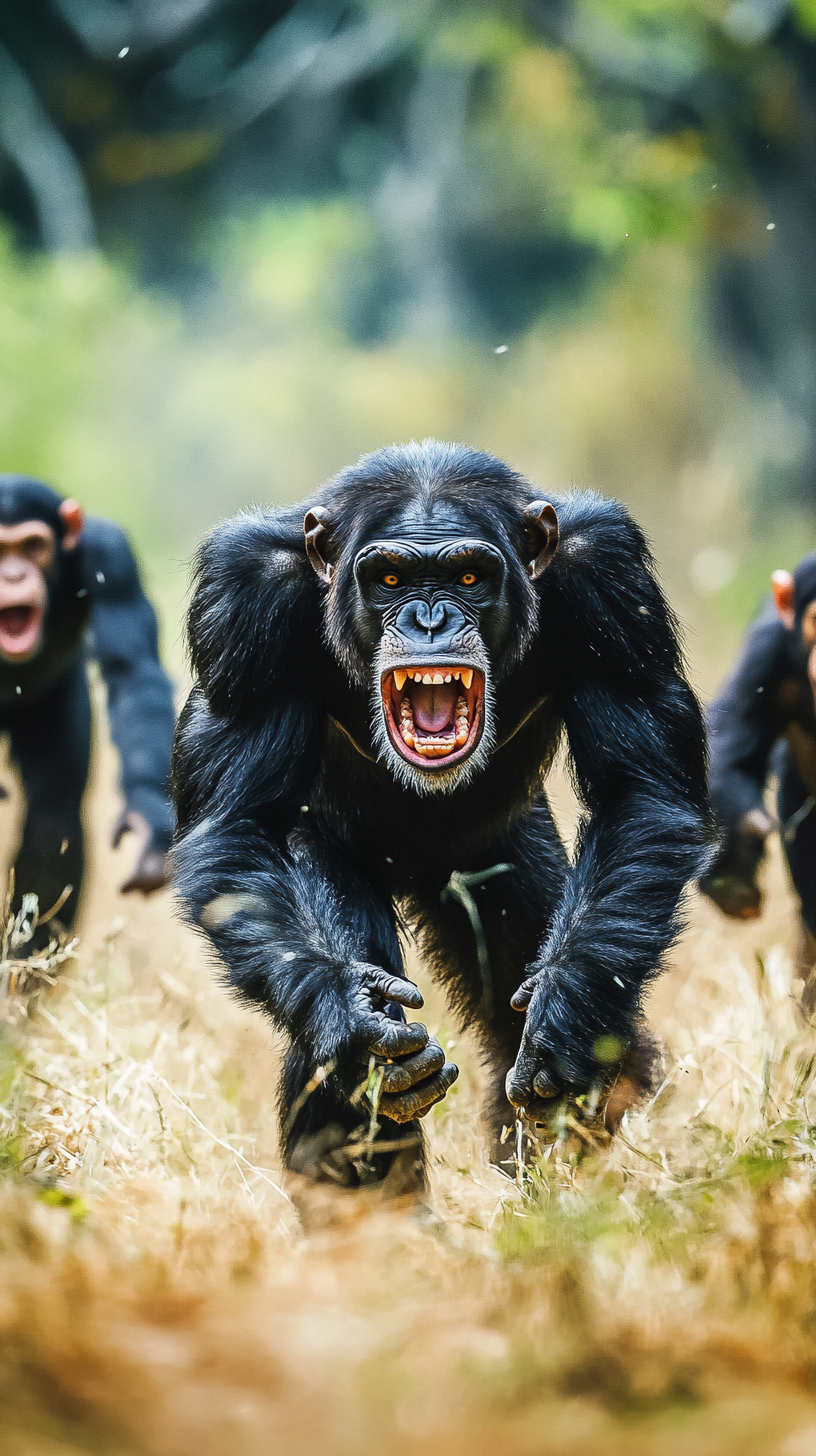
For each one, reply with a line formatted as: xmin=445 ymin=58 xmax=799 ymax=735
xmin=306 ymin=711 xmax=558 ymax=892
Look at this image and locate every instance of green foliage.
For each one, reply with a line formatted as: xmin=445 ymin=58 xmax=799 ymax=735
xmin=36 ymin=1187 xmax=90 ymax=1221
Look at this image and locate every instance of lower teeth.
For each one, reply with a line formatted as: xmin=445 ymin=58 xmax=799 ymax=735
xmin=398 ymin=693 xmax=469 ymax=757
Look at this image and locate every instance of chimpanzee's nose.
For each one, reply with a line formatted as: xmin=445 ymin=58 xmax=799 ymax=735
xmin=416 ymin=600 xmax=446 ymax=634
xmin=397 ymin=598 xmax=461 ymax=644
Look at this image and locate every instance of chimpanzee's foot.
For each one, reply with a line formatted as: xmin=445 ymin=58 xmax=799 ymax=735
xmin=285 ymin=1115 xmax=427 ymax=1230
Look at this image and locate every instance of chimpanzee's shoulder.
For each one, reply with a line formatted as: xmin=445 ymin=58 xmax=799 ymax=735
xmin=78 ymin=516 xmax=141 ymax=599
xmin=188 ymin=507 xmax=321 ymax=717
xmin=540 ymin=492 xmax=680 ymax=679
xmin=726 ymin=602 xmax=793 ymax=688
xmin=547 ymin=491 xmax=650 ymax=573
xmin=193 ymin=506 xmax=311 ymax=594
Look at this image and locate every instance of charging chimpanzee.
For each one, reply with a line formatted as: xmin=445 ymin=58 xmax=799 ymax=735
xmin=701 ymin=553 xmax=816 ymax=1005
xmin=0 ymin=474 xmax=176 ymax=940
xmin=172 ymin=441 xmax=709 ymax=1189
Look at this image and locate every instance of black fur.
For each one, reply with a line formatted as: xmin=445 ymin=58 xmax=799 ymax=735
xmin=0 ymin=476 xmax=176 ymax=936
xmin=701 ymin=556 xmax=816 ymax=934
xmin=172 ymin=441 xmax=710 ymax=1182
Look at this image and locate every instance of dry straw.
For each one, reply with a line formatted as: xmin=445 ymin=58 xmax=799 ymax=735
xmin=1 ymin=835 xmax=816 ymax=1454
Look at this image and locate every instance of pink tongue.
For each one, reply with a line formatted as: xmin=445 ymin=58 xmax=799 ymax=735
xmin=1 ymin=607 xmax=32 ymax=637
xmin=411 ymin=682 xmax=457 ymax=733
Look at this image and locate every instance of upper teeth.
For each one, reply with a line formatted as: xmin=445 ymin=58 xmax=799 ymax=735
xmin=395 ymin=668 xmax=474 ymax=687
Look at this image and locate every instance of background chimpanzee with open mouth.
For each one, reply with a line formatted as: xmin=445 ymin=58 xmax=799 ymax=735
xmin=172 ymin=440 xmax=710 ymax=1191
xmin=0 ymin=475 xmax=176 ymax=943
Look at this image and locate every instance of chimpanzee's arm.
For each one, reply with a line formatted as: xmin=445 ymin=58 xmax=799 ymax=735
xmin=172 ymin=513 xmax=454 ymax=1113
xmin=84 ymin=519 xmax=176 ymax=854
xmin=707 ymin=609 xmax=786 ymax=832
xmin=508 ymin=499 xmax=710 ymax=1099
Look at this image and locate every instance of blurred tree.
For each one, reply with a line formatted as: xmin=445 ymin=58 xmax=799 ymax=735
xmin=0 ymin=1 xmax=814 ymax=498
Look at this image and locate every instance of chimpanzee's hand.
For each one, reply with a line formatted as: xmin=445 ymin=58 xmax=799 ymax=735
xmin=112 ymin=810 xmax=170 ymax=895
xmin=699 ymin=812 xmax=772 ymax=921
xmin=505 ymin=969 xmax=632 ymax=1120
xmin=347 ymin=963 xmax=459 ymax=1123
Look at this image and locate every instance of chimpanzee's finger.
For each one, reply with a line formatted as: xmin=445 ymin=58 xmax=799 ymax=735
xmin=363 ymin=967 xmax=424 ymax=1010
xmin=377 ymin=1040 xmax=446 ymax=1094
xmin=510 ymin=976 xmax=538 ymax=1012
xmin=505 ymin=1064 xmax=531 ymax=1108
xmin=533 ymin=1068 xmax=559 ymax=1099
xmin=506 ymin=1030 xmax=563 ymax=1106
xmin=366 ymin=1015 xmax=429 ymax=1059
xmin=505 ymin=1032 xmax=537 ymax=1106
xmin=379 ymin=1061 xmax=459 ymax=1122
xmin=120 ymin=849 xmax=169 ymax=895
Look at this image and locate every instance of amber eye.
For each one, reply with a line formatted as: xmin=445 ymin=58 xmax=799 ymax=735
xmin=459 ymin=571 xmax=478 ymax=586
xmin=382 ymin=573 xmax=401 ymax=587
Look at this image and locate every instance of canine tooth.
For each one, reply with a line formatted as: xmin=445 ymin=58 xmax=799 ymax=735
xmin=460 ymin=669 xmax=474 ymax=690
xmin=433 ymin=673 xmax=444 ymax=684
xmin=393 ymin=670 xmax=407 ymax=692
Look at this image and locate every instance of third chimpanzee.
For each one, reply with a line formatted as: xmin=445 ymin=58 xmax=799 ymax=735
xmin=700 ymin=553 xmax=816 ymax=1005
xmin=172 ymin=441 xmax=709 ymax=1189
xmin=0 ymin=474 xmax=176 ymax=940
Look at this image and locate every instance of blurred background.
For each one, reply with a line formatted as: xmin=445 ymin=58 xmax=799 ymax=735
xmin=1 ymin=0 xmax=815 ymax=687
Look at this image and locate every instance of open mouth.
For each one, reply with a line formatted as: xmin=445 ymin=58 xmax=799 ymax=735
xmin=0 ymin=604 xmax=43 ymax=661
xmin=381 ymin=666 xmax=485 ymax=769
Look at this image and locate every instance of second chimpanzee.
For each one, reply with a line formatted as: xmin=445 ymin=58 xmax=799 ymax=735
xmin=701 ymin=553 xmax=816 ymax=1003
xmin=172 ymin=441 xmax=709 ymax=1189
xmin=0 ymin=474 xmax=176 ymax=939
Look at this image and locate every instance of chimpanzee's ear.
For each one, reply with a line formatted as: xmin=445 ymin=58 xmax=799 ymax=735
xmin=771 ymin=569 xmax=796 ymax=630
xmin=59 ymin=498 xmax=84 ymax=551
xmin=522 ymin=500 xmax=559 ymax=580
xmin=304 ymin=508 xmax=334 ymax=584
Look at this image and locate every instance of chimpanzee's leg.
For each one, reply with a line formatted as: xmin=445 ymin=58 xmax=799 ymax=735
xmin=281 ymin=825 xmax=427 ymax=1193
xmin=777 ymin=745 xmax=816 ymax=1013
xmin=406 ymin=796 xmax=570 ymax=1166
xmin=8 ymin=664 xmax=91 ymax=944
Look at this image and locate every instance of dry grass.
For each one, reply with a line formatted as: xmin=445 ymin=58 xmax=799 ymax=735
xmin=2 ymin=752 xmax=816 ymax=1456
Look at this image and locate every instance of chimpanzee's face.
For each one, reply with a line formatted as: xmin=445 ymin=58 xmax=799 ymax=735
xmin=0 ymin=501 xmax=83 ymax=665
xmin=0 ymin=522 xmax=56 ymax=663
xmin=305 ymin=491 xmax=558 ymax=795
xmin=353 ymin=528 xmax=510 ymax=791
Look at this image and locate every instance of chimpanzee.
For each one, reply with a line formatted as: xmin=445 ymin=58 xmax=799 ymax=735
xmin=172 ymin=441 xmax=709 ymax=1189
xmin=0 ymin=474 xmax=176 ymax=940
xmin=700 ymin=553 xmax=816 ymax=1004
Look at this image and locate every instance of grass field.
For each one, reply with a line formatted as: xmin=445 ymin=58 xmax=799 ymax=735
xmin=3 ymin=735 xmax=816 ymax=1456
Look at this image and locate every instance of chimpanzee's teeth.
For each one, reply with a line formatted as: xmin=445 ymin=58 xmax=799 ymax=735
xmin=399 ymin=693 xmax=470 ymax=757
xmin=454 ymin=693 xmax=468 ymax=746
xmin=398 ymin=667 xmax=472 ymax=685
